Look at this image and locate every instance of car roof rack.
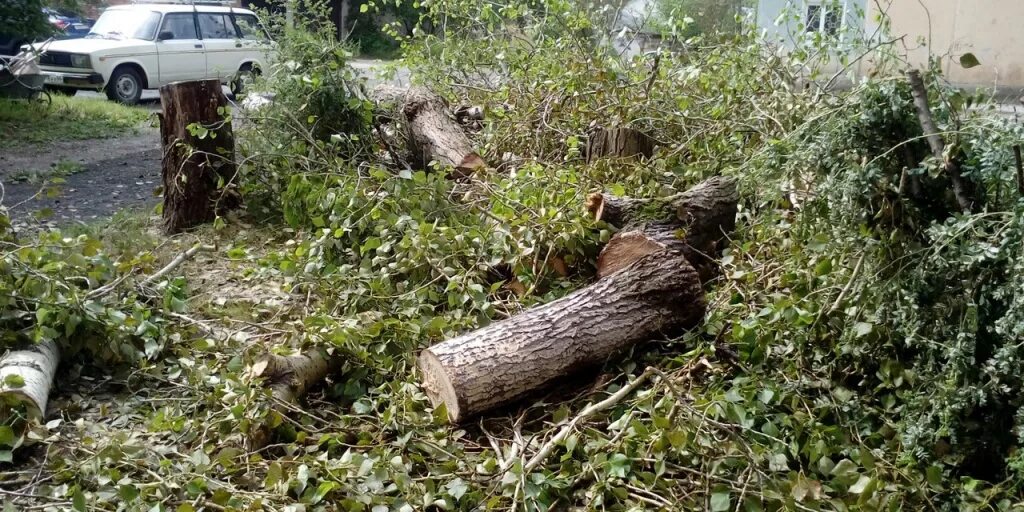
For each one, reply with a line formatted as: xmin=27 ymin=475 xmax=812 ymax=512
xmin=131 ymin=0 xmax=236 ymax=5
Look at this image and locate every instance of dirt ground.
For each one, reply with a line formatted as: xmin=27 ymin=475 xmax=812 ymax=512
xmin=0 ymin=127 xmax=161 ymax=232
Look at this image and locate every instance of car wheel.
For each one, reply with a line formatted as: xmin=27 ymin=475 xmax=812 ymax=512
xmin=44 ymin=85 xmax=77 ymax=96
xmin=105 ymin=67 xmax=143 ymax=105
xmin=230 ymin=64 xmax=258 ymax=98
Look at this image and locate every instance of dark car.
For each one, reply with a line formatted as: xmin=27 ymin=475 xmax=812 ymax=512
xmin=0 ymin=8 xmax=93 ymax=56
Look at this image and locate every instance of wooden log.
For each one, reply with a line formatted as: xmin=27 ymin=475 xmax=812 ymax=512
xmin=159 ymin=79 xmax=239 ymax=234
xmin=590 ymin=177 xmax=738 ymax=282
xmin=372 ymin=85 xmax=485 ymax=177
xmin=0 ymin=340 xmax=60 ymax=426
xmin=586 ymin=127 xmax=655 ymax=164
xmin=418 ymin=250 xmax=705 ymax=423
xmin=247 ymin=349 xmax=341 ymax=449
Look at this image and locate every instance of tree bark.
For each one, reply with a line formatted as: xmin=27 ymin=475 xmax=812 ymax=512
xmin=586 ymin=127 xmax=655 ymax=164
xmin=248 ymin=350 xmax=341 ymax=449
xmin=906 ymin=69 xmax=975 ymax=212
xmin=159 ymin=79 xmax=239 ymax=234
xmin=0 ymin=339 xmax=60 ymax=423
xmin=589 ymin=177 xmax=738 ymax=282
xmin=418 ymin=250 xmax=705 ymax=423
xmin=373 ymin=85 xmax=485 ymax=178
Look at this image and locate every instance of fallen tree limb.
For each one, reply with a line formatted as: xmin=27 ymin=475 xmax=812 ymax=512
xmin=247 ymin=349 xmax=342 ymax=449
xmin=418 ymin=250 xmax=705 ymax=423
xmin=372 ymin=85 xmax=486 ymax=178
xmin=138 ymin=243 xmax=217 ymax=290
xmin=906 ymin=69 xmax=976 ymax=212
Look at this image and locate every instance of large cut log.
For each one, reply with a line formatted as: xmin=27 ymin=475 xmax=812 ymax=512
xmin=247 ymin=349 xmax=341 ymax=449
xmin=0 ymin=339 xmax=60 ymax=427
xmin=372 ymin=85 xmax=485 ymax=177
xmin=590 ymin=177 xmax=739 ymax=282
xmin=418 ymin=250 xmax=705 ymax=423
xmin=586 ymin=127 xmax=655 ymax=164
xmin=159 ymin=79 xmax=239 ymax=234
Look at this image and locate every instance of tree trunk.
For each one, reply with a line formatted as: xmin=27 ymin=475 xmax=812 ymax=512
xmin=419 ymin=250 xmax=705 ymax=423
xmin=248 ymin=350 xmax=341 ymax=449
xmin=586 ymin=127 xmax=655 ymax=164
xmin=373 ymin=86 xmax=485 ymax=178
xmin=589 ymin=177 xmax=738 ymax=282
xmin=0 ymin=339 xmax=60 ymax=423
xmin=906 ymin=69 xmax=975 ymax=212
xmin=159 ymin=79 xmax=239 ymax=234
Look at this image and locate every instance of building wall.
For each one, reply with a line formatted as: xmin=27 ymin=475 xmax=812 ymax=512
xmin=873 ymin=0 xmax=1024 ymax=91
xmin=757 ymin=0 xmax=1024 ymax=92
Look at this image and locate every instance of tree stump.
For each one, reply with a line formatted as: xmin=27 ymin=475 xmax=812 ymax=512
xmin=159 ymin=79 xmax=239 ymax=234
xmin=586 ymin=127 xmax=655 ymax=164
xmin=419 ymin=250 xmax=705 ymax=423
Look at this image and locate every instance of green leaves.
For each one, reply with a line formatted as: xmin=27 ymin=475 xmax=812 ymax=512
xmin=959 ymin=52 xmax=981 ymax=69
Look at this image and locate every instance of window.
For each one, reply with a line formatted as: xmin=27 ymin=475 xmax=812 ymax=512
xmin=197 ymin=13 xmax=235 ymax=39
xmin=805 ymin=2 xmax=840 ymax=35
xmin=160 ymin=13 xmax=198 ymax=40
xmin=233 ymin=14 xmax=265 ymax=40
xmin=90 ymin=10 xmax=162 ymax=40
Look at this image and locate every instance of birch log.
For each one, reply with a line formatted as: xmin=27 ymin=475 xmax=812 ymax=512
xmin=0 ymin=339 xmax=60 ymax=422
xmin=419 ymin=250 xmax=705 ymax=423
xmin=248 ymin=349 xmax=341 ymax=448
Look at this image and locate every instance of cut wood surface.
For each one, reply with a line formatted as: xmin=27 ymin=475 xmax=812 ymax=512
xmin=591 ymin=177 xmax=739 ymax=281
xmin=419 ymin=250 xmax=705 ymax=423
xmin=586 ymin=127 xmax=655 ymax=164
xmin=0 ymin=339 xmax=60 ymax=422
xmin=159 ymin=79 xmax=239 ymax=234
xmin=248 ymin=350 xmax=341 ymax=448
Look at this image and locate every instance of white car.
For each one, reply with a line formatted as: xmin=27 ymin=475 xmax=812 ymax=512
xmin=36 ymin=1 xmax=274 ymax=104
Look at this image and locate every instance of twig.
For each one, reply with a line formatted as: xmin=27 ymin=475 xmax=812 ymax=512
xmin=828 ymin=252 xmax=866 ymax=315
xmin=520 ymin=367 xmax=656 ymax=474
xmin=1013 ymin=144 xmax=1023 ymax=196
xmin=138 ymin=243 xmax=216 ymax=290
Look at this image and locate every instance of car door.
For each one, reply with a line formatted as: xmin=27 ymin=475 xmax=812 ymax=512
xmin=155 ymin=12 xmax=205 ymax=85
xmin=196 ymin=12 xmax=238 ymax=81
xmin=231 ymin=13 xmax=269 ymax=66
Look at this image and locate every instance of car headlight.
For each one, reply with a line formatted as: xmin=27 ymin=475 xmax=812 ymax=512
xmin=70 ymin=54 xmax=91 ymax=68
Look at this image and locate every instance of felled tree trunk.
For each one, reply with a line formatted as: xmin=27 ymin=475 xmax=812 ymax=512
xmin=372 ymin=85 xmax=485 ymax=178
xmin=159 ymin=79 xmax=239 ymax=234
xmin=586 ymin=127 xmax=655 ymax=164
xmin=589 ymin=176 xmax=739 ymax=282
xmin=419 ymin=251 xmax=705 ymax=423
xmin=248 ymin=350 xmax=340 ymax=449
xmin=0 ymin=339 xmax=60 ymax=423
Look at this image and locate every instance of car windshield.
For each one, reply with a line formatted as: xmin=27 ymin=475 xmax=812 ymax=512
xmin=88 ymin=10 xmax=161 ymax=40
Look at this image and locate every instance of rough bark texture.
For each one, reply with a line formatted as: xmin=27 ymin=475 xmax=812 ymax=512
xmin=419 ymin=250 xmax=705 ymax=423
xmin=906 ymin=69 xmax=975 ymax=212
xmin=0 ymin=339 xmax=60 ymax=421
xmin=373 ymin=85 xmax=485 ymax=177
xmin=248 ymin=350 xmax=341 ymax=449
xmin=586 ymin=127 xmax=655 ymax=164
xmin=159 ymin=79 xmax=239 ymax=234
xmin=590 ymin=177 xmax=739 ymax=282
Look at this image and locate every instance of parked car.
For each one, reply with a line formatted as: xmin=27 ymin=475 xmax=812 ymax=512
xmin=44 ymin=8 xmax=94 ymax=40
xmin=35 ymin=1 xmax=274 ymax=104
xmin=0 ymin=7 xmax=92 ymax=56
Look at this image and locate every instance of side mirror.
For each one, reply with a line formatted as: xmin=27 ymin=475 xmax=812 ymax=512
xmin=157 ymin=30 xmax=174 ymax=41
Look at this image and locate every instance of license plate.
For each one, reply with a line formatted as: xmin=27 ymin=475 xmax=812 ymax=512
xmin=44 ymin=74 xmax=63 ymax=85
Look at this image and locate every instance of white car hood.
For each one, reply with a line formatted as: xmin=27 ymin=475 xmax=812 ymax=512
xmin=39 ymin=37 xmax=152 ymax=54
